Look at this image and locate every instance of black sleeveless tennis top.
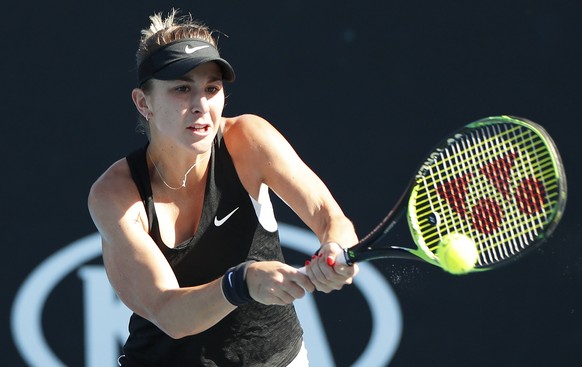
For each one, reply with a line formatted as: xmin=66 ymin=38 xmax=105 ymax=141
xmin=122 ymin=131 xmax=303 ymax=366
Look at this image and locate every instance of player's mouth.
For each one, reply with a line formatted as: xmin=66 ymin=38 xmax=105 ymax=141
xmin=187 ymin=124 xmax=211 ymax=134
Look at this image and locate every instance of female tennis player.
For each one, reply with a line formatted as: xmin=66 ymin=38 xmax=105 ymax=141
xmin=87 ymin=9 xmax=359 ymax=367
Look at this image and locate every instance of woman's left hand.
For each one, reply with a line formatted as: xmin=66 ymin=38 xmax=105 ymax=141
xmin=304 ymin=242 xmax=359 ymax=293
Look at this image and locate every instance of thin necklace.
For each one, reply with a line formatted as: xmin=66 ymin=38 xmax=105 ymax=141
xmin=148 ymin=151 xmax=204 ymax=190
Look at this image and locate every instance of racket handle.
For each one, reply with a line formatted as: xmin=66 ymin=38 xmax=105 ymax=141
xmin=297 ymin=249 xmax=351 ymax=274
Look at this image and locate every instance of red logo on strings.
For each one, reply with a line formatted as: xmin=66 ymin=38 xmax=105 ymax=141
xmin=436 ymin=153 xmax=545 ymax=234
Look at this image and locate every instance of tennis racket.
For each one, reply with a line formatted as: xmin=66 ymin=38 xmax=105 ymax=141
xmin=307 ymin=115 xmax=567 ymax=273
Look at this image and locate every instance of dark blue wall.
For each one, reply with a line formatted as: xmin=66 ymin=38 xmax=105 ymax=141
xmin=4 ymin=1 xmax=581 ymax=366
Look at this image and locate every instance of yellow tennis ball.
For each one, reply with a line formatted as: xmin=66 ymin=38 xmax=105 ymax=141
xmin=436 ymin=233 xmax=478 ymax=275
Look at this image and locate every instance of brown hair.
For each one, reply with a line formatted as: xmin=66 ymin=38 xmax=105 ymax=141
xmin=136 ymin=9 xmax=217 ymax=68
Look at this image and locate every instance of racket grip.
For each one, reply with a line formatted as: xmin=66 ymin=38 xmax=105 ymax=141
xmin=297 ymin=249 xmax=350 ymax=274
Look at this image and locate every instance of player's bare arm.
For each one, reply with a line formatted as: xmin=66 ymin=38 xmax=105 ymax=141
xmin=223 ymin=114 xmax=359 ymax=292
xmin=88 ymin=160 xmax=237 ymax=338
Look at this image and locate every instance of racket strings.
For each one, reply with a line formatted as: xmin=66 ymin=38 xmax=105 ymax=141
xmin=412 ymin=122 xmax=560 ymax=267
xmin=459 ymin=125 xmax=552 ymax=262
xmin=440 ymin=128 xmax=548 ymax=263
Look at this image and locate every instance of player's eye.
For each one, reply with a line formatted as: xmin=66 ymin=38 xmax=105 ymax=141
xmin=207 ymin=86 xmax=220 ymax=94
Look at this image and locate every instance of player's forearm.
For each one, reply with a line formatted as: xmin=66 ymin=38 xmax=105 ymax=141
xmin=313 ymin=210 xmax=358 ymax=249
xmin=150 ymin=278 xmax=236 ymax=339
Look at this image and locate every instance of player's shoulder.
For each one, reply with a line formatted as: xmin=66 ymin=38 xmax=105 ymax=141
xmin=88 ymin=158 xmax=136 ymax=207
xmin=223 ymin=113 xmax=269 ymax=134
xmin=222 ymin=114 xmax=273 ymax=149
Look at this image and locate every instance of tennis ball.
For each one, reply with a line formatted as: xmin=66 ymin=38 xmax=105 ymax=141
xmin=436 ymin=233 xmax=478 ymax=275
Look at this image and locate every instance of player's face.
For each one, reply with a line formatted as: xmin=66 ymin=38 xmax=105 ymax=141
xmin=146 ymin=62 xmax=225 ymax=153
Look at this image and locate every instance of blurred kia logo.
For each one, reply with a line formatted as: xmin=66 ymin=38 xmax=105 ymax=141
xmin=11 ymin=224 xmax=402 ymax=367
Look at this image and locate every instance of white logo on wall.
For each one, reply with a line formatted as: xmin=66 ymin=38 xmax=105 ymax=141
xmin=11 ymin=224 xmax=402 ymax=367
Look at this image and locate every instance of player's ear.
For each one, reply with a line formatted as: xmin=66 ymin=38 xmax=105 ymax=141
xmin=132 ymin=88 xmax=151 ymax=120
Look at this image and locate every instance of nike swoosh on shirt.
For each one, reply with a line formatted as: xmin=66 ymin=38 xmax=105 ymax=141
xmin=184 ymin=45 xmax=210 ymax=54
xmin=214 ymin=207 xmax=239 ymax=227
